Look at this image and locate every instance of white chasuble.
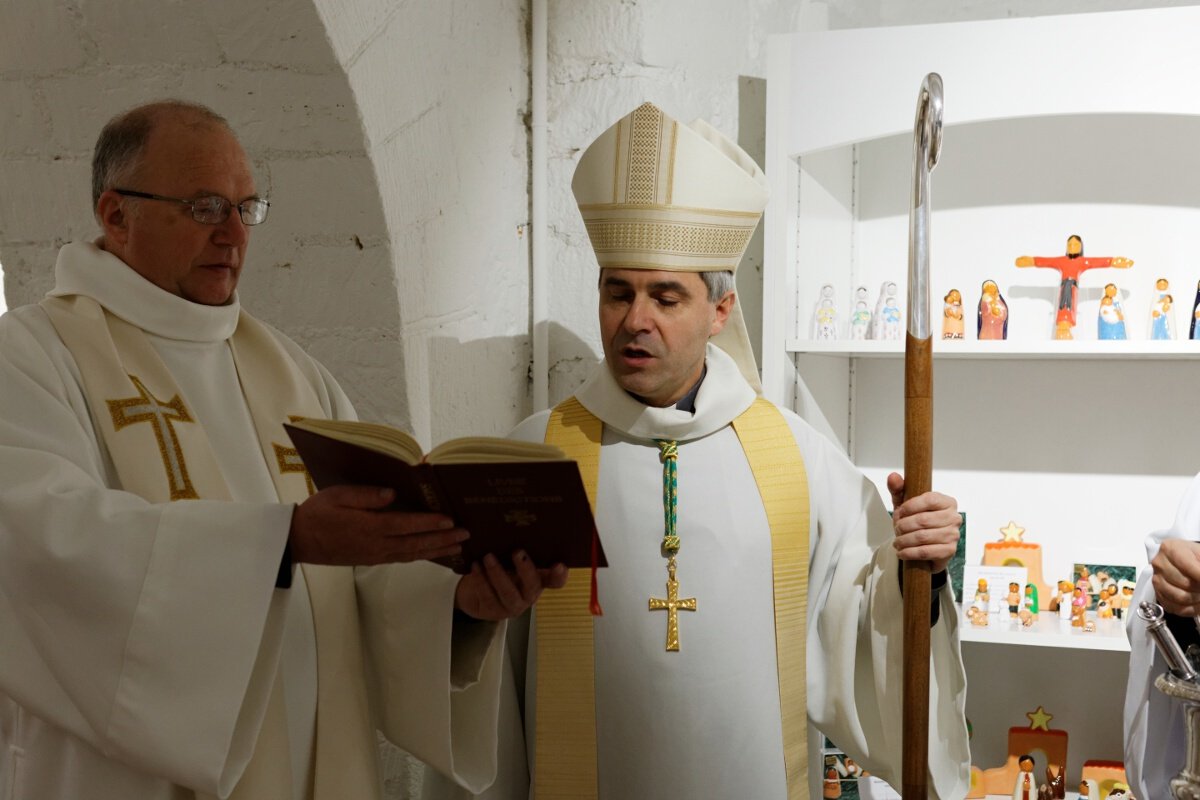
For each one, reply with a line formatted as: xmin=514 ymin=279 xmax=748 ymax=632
xmin=434 ymin=345 xmax=969 ymax=800
xmin=0 ymin=242 xmax=505 ymax=800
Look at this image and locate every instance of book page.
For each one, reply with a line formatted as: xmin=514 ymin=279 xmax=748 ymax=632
xmin=427 ymin=436 xmax=566 ymax=464
xmin=287 ymin=418 xmax=423 ymax=464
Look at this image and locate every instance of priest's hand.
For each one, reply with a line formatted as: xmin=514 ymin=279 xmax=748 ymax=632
xmin=1151 ymin=538 xmax=1200 ymax=615
xmin=454 ymin=551 xmax=569 ymax=621
xmin=886 ymin=472 xmax=961 ymax=574
xmin=289 ymin=485 xmax=469 ymax=565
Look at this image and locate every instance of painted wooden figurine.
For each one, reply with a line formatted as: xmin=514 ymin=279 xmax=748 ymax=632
xmin=1115 ymin=579 xmax=1135 ymax=620
xmin=1079 ymin=779 xmax=1099 ymax=800
xmin=943 ymin=288 xmax=964 ymax=339
xmin=1098 ymin=283 xmax=1128 ymax=340
xmin=882 ymin=295 xmax=902 ymax=339
xmin=1046 ymin=764 xmax=1066 ymax=799
xmin=823 ymin=765 xmax=841 ymax=798
xmin=1012 ymin=754 xmax=1036 ymax=800
xmin=1191 ymin=279 xmax=1200 ymax=340
xmin=1098 ymin=585 xmax=1114 ymax=619
xmin=967 ymin=578 xmax=990 ymax=626
xmin=1018 ymin=583 xmax=1039 ymax=626
xmin=978 ymin=279 xmax=1009 ymax=340
xmin=1150 ymin=277 xmax=1175 ymax=340
xmin=972 ymin=578 xmax=990 ymax=613
xmin=1015 ymin=234 xmax=1133 ymax=340
xmin=1007 ymin=581 xmax=1022 ymax=618
xmin=1054 ymin=580 xmax=1074 ymax=621
xmin=1071 ymin=584 xmax=1088 ymax=628
xmin=870 ymin=281 xmax=901 ymax=340
xmin=849 ymin=286 xmax=871 ymax=340
xmin=814 ymin=283 xmax=838 ymax=340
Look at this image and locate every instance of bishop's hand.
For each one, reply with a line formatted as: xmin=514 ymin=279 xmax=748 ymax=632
xmin=454 ymin=551 xmax=569 ymax=621
xmin=1151 ymin=538 xmax=1200 ymax=616
xmin=289 ymin=485 xmax=469 ymax=566
xmin=886 ymin=472 xmax=961 ymax=574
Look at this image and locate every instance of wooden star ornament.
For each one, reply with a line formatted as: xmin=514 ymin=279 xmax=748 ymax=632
xmin=1026 ymin=705 xmax=1053 ymax=731
xmin=999 ymin=521 xmax=1026 ymax=542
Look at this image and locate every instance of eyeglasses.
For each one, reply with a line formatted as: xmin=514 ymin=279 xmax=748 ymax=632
xmin=113 ymin=189 xmax=270 ymax=226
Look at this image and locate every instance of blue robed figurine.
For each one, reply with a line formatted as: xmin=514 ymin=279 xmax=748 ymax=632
xmin=1189 ymin=279 xmax=1200 ymax=340
xmin=1097 ymin=282 xmax=1127 ymax=340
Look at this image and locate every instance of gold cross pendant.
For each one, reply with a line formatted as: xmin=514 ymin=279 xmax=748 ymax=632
xmin=649 ymin=556 xmax=696 ymax=651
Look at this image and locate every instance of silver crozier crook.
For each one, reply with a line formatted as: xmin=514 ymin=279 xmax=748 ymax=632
xmin=901 ymin=71 xmax=942 ymax=800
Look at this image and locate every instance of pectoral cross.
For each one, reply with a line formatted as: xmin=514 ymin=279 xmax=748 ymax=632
xmin=648 ymin=556 xmax=696 ymax=651
xmin=107 ymin=375 xmax=198 ymax=500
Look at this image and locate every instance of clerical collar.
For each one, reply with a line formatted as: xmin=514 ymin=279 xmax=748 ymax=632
xmin=575 ymin=344 xmax=755 ymax=442
xmin=673 ymin=367 xmax=705 ymax=413
xmin=47 ymin=240 xmax=241 ymax=343
xmin=626 ymin=367 xmax=706 ymax=414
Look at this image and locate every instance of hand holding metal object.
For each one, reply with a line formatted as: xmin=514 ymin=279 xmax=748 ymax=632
xmin=1139 ymin=601 xmax=1199 ymax=682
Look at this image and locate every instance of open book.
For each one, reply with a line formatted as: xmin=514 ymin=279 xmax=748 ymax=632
xmin=284 ymin=418 xmax=605 ymax=574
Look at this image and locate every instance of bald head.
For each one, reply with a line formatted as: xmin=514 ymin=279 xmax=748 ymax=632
xmin=91 ymin=100 xmax=232 ymax=211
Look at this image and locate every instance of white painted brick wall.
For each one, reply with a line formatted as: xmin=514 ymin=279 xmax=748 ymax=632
xmin=0 ymin=0 xmax=399 ymax=430
xmin=318 ymin=0 xmax=531 ymax=448
xmin=0 ymin=2 xmax=1184 ymax=799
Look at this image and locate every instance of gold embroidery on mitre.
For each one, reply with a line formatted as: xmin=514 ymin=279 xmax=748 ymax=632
xmin=275 ymin=414 xmax=316 ymax=496
xmin=107 ymin=375 xmax=198 ymax=500
xmin=615 ymin=102 xmax=677 ymax=207
xmin=627 ymin=104 xmax=664 ymax=204
xmin=584 ymin=219 xmax=754 ymax=259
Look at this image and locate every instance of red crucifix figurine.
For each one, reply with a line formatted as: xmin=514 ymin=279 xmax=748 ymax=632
xmin=1014 ymin=235 xmax=1133 ymax=340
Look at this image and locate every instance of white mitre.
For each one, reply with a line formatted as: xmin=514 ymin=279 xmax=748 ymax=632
xmin=571 ymin=101 xmax=768 ymax=392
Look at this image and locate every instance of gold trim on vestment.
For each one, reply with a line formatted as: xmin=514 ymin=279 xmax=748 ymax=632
xmin=536 ymin=397 xmax=602 ymax=799
xmin=732 ymin=397 xmax=810 ymax=798
xmin=536 ymin=396 xmax=810 ymax=798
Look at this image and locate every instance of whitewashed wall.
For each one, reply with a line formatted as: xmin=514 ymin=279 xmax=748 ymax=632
xmin=0 ymin=0 xmax=412 ymax=428
xmin=0 ymin=1 xmax=1192 ymax=799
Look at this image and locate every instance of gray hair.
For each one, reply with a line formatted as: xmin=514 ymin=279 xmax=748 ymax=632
xmin=596 ymin=269 xmax=736 ymax=304
xmin=91 ymin=100 xmax=230 ymax=209
xmin=700 ymin=270 xmax=735 ymax=303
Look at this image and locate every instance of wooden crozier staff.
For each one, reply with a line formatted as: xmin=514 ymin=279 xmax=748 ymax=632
xmin=902 ymin=72 xmax=942 ymax=800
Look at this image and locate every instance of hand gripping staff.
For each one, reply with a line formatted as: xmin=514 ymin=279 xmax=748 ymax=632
xmin=902 ymin=72 xmax=942 ymax=800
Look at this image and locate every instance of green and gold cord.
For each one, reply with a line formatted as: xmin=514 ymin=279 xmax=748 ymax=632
xmin=656 ymin=439 xmax=680 ymax=554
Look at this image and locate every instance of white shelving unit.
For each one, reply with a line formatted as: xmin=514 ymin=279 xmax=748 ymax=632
xmin=765 ymin=7 xmax=1200 ymax=796
xmin=958 ymin=612 xmax=1130 ymax=653
xmin=787 ymin=339 xmax=1200 ymax=359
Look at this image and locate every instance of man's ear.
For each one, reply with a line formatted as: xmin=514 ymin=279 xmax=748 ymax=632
xmin=709 ymin=289 xmax=735 ymax=336
xmin=95 ymin=191 xmax=131 ymax=247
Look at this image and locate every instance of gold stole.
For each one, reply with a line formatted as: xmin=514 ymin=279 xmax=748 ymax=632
xmin=536 ymin=395 xmax=810 ymax=799
xmin=40 ymin=295 xmax=380 ymax=800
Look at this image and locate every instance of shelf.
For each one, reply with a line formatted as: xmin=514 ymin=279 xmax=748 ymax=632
xmin=786 ymin=339 xmax=1200 ymax=359
xmin=958 ymin=608 xmax=1130 ymax=652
